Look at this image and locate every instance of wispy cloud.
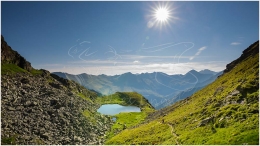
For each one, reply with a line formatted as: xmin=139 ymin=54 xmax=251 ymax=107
xmin=67 ymin=54 xmax=212 ymax=65
xmin=133 ymin=60 xmax=140 ymax=64
xmin=230 ymin=42 xmax=241 ymax=45
xmin=39 ymin=64 xmax=64 ymax=67
xmin=121 ymin=55 xmax=192 ymax=59
xmin=189 ymin=46 xmax=207 ymax=60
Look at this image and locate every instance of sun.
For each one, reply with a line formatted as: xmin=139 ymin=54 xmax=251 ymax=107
xmin=155 ymin=7 xmax=170 ymax=22
xmin=147 ymin=2 xmax=178 ymax=29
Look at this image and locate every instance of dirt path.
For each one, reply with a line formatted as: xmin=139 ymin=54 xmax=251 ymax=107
xmin=167 ymin=123 xmax=180 ymax=145
xmin=158 ymin=121 xmax=180 ymax=145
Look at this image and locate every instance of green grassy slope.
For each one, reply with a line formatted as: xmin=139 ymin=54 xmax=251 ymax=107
xmin=1 ymin=63 xmax=44 ymax=76
xmin=1 ymin=64 xmax=29 ymax=75
xmin=106 ymin=41 xmax=259 ymax=145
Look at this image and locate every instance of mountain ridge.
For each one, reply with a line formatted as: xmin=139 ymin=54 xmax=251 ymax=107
xmin=1 ymin=35 xmax=33 ymax=72
xmin=53 ymin=69 xmax=221 ymax=109
xmin=54 ymin=69 xmax=219 ymax=77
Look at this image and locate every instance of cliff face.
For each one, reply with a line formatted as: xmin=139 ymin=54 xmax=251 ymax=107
xmin=1 ymin=35 xmax=33 ymax=71
xmin=1 ymin=36 xmax=113 ymax=145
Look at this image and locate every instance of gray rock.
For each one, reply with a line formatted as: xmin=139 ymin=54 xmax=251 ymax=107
xmin=25 ymin=101 xmax=31 ymax=106
xmin=1 ymin=73 xmax=113 ymax=145
xmin=8 ymin=107 xmax=16 ymax=111
xmin=31 ymin=101 xmax=38 ymax=106
xmin=74 ymin=136 xmax=82 ymax=142
xmin=24 ymin=135 xmax=30 ymax=140
xmin=231 ymin=90 xmax=240 ymax=96
xmin=198 ymin=117 xmax=213 ymax=127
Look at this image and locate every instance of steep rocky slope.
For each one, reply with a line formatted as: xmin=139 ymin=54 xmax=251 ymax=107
xmin=1 ymin=36 xmax=113 ymax=144
xmin=105 ymin=40 xmax=259 ymax=144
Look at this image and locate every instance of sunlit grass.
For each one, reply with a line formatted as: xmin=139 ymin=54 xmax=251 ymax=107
xmin=106 ymin=46 xmax=259 ymax=144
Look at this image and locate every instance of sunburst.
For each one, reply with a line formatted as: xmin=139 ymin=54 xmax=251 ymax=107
xmin=155 ymin=7 xmax=170 ymax=22
xmin=147 ymin=2 xmax=178 ymax=29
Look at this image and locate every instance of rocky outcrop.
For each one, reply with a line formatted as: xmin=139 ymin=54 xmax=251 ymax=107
xmin=1 ymin=35 xmax=33 ymax=71
xmin=1 ymin=72 xmax=113 ymax=144
xmin=224 ymin=41 xmax=259 ymax=73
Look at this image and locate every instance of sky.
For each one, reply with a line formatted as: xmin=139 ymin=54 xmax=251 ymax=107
xmin=1 ymin=1 xmax=259 ymax=75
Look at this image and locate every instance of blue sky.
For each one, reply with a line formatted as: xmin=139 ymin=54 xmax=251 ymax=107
xmin=1 ymin=1 xmax=259 ymax=75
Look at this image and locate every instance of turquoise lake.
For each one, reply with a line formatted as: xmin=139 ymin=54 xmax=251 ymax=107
xmin=97 ymin=104 xmax=141 ymax=115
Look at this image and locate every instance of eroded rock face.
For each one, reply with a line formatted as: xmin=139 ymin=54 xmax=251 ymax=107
xmin=1 ymin=73 xmax=113 ymax=145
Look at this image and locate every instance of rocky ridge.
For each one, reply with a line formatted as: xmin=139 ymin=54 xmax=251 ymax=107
xmin=1 ymin=35 xmax=33 ymax=71
xmin=224 ymin=40 xmax=259 ymax=73
xmin=1 ymin=36 xmax=113 ymax=144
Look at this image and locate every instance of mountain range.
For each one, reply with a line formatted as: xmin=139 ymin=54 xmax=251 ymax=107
xmin=53 ymin=69 xmax=222 ymax=109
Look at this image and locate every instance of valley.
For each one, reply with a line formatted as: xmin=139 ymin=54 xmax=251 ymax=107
xmin=1 ymin=1 xmax=259 ymax=145
xmin=1 ymin=36 xmax=259 ymax=145
xmin=53 ymin=69 xmax=222 ymax=109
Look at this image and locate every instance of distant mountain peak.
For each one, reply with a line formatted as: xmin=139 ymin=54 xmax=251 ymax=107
xmin=199 ymin=69 xmax=218 ymax=75
xmin=185 ymin=69 xmax=199 ymax=75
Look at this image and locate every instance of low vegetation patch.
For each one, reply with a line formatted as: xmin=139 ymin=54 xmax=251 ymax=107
xmin=30 ymin=69 xmax=43 ymax=76
xmin=105 ymin=112 xmax=147 ymax=140
xmin=77 ymin=93 xmax=93 ymax=103
xmin=1 ymin=64 xmax=28 ymax=75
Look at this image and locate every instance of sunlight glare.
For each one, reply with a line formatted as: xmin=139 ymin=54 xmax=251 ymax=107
xmin=155 ymin=7 xmax=169 ymax=22
xmin=147 ymin=2 xmax=179 ymax=30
